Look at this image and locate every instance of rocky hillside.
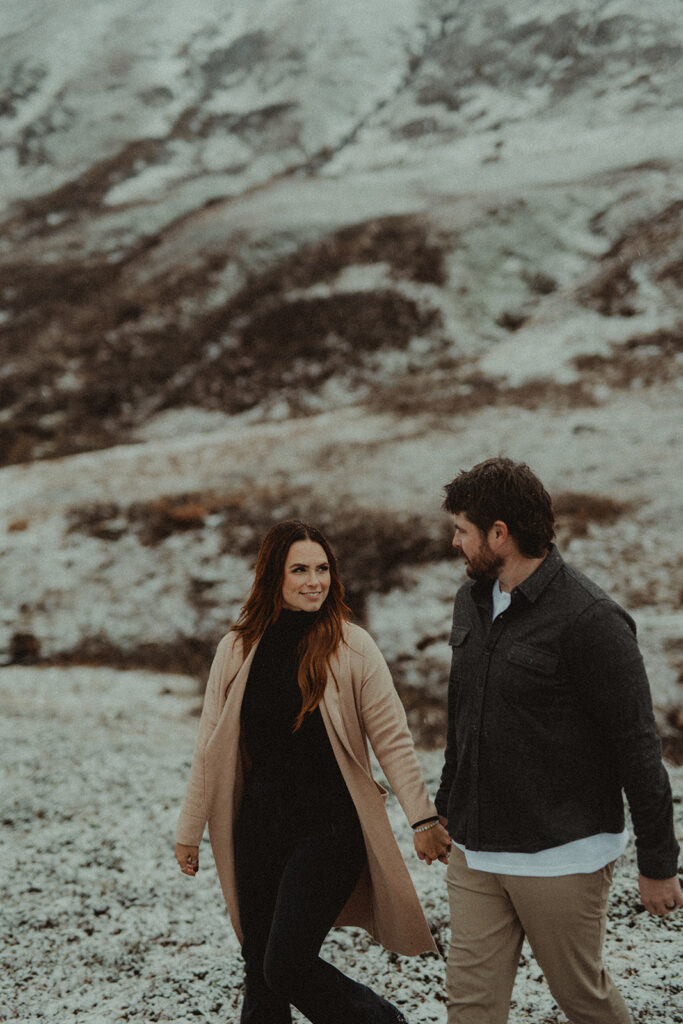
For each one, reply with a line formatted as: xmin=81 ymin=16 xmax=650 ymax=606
xmin=0 ymin=0 xmax=681 ymax=754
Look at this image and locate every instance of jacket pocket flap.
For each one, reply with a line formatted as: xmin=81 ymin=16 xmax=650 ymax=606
xmin=507 ymin=642 xmax=558 ymax=675
xmin=449 ymin=625 xmax=470 ymax=647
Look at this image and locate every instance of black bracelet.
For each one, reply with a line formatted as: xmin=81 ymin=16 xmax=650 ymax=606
xmin=412 ymin=816 xmax=439 ymax=829
xmin=413 ymin=819 xmax=440 ymax=833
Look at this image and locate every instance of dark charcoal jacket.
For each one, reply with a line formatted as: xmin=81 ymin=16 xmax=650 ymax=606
xmin=434 ymin=545 xmax=679 ymax=879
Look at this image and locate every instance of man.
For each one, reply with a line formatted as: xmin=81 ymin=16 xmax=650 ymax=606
xmin=435 ymin=457 xmax=681 ymax=1024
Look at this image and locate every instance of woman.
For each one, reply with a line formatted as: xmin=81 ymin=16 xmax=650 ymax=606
xmin=175 ymin=520 xmax=451 ymax=1024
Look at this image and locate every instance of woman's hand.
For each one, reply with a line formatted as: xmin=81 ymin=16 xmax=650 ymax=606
xmin=414 ymin=822 xmax=452 ymax=866
xmin=175 ymin=843 xmax=199 ymax=877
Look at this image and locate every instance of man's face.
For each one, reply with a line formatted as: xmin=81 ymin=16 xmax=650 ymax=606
xmin=452 ymin=512 xmax=502 ymax=581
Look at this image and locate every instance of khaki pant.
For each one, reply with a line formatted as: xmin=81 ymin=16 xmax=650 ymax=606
xmin=446 ymin=846 xmax=632 ymax=1024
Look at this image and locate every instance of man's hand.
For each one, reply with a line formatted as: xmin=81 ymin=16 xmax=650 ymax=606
xmin=638 ymin=873 xmax=683 ymax=916
xmin=175 ymin=843 xmax=199 ymax=877
xmin=414 ymin=822 xmax=452 ymax=866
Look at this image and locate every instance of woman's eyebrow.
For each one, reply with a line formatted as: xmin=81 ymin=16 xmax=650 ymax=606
xmin=287 ymin=561 xmax=329 ymax=569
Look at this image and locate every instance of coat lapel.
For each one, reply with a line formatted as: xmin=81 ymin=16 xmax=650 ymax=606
xmin=205 ymin=639 xmax=259 ymax=764
xmin=219 ymin=638 xmax=259 ymax=714
xmin=320 ymin=672 xmax=368 ymax=772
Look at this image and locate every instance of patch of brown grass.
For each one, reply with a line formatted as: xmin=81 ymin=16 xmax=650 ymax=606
xmin=578 ymin=199 xmax=683 ymax=317
xmin=403 ymin=696 xmax=447 ymax=749
xmin=369 ymin=364 xmax=597 ymax=418
xmin=42 ymin=634 xmax=216 ymax=680
xmin=67 ymin=488 xmax=453 ymax=620
xmin=662 ymin=705 xmax=683 ymax=766
xmin=0 ymin=214 xmax=449 ymax=466
xmin=552 ymin=491 xmax=631 ymax=539
xmin=228 ymin=214 xmax=448 ymax=293
xmin=9 ymin=632 xmax=41 ymax=664
xmin=578 ymin=264 xmax=640 ymax=317
xmin=7 ymin=518 xmax=29 ymax=532
xmin=661 ymin=639 xmax=683 ymax=764
xmin=573 ymin=324 xmax=682 ymax=387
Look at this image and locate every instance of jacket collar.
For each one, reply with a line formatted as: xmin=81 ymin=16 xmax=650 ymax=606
xmin=470 ymin=543 xmax=564 ymax=607
xmin=512 ymin=543 xmax=564 ymax=604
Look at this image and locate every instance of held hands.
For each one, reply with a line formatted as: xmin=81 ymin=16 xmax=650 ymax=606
xmin=414 ymin=819 xmax=452 ymax=866
xmin=175 ymin=843 xmax=199 ymax=877
xmin=638 ymin=873 xmax=683 ymax=916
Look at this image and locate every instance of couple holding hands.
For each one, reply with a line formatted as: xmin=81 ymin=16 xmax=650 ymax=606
xmin=175 ymin=458 xmax=681 ymax=1024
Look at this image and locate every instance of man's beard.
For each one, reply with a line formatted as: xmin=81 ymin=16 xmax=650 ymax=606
xmin=461 ymin=544 xmax=503 ymax=581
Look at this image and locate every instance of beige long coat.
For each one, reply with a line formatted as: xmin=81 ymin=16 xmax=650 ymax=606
xmin=176 ymin=621 xmax=439 ymax=955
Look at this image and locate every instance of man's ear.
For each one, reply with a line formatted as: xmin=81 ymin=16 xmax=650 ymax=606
xmin=489 ymin=520 xmax=509 ymax=548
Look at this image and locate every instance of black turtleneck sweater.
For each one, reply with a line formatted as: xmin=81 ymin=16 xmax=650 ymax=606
xmin=240 ymin=609 xmax=356 ymax=827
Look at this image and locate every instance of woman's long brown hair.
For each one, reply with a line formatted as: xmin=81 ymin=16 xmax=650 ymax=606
xmin=232 ymin=520 xmax=351 ymax=730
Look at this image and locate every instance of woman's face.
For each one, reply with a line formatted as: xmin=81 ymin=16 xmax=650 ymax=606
xmin=281 ymin=539 xmax=331 ymax=612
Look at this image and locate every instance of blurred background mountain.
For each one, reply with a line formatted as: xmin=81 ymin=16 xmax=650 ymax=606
xmin=1 ymin=0 xmax=681 ymax=754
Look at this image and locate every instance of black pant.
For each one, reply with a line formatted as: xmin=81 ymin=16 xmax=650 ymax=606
xmin=234 ymin=784 xmax=407 ymax=1024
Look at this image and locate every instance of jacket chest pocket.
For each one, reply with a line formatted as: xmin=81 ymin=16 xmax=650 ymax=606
xmin=507 ymin=642 xmax=558 ymax=676
xmin=450 ymin=625 xmax=470 ymax=646
xmin=504 ymin=642 xmax=562 ymax=707
xmin=449 ymin=625 xmax=470 ymax=671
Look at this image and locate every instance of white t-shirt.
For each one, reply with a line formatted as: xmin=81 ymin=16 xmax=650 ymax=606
xmin=457 ymin=580 xmax=629 ymax=877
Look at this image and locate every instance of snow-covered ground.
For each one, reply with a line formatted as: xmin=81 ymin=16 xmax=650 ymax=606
xmin=1 ymin=665 xmax=681 ymax=1023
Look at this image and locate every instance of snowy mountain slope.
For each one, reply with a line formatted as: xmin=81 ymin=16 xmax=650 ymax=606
xmin=0 ymin=0 xmax=424 ymax=209
xmin=0 ymin=0 xmax=681 ymax=759
xmin=2 ymin=0 xmax=680 ymax=212
xmin=1 ymin=0 xmax=681 ymax=470
xmin=1 ymin=164 xmax=681 ymax=466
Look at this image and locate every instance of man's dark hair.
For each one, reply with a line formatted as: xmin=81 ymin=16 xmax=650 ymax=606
xmin=442 ymin=457 xmax=555 ymax=558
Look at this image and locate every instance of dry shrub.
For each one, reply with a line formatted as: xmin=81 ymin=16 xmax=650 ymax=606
xmin=662 ymin=706 xmax=683 ymax=766
xmin=9 ymin=138 xmax=169 ymax=228
xmin=67 ymin=502 xmax=126 ymax=540
xmin=152 ymin=499 xmax=208 ymax=532
xmin=127 ymin=496 xmax=212 ymax=544
xmin=573 ymin=324 xmax=682 ymax=387
xmin=578 ymin=264 xmax=640 ymax=317
xmin=212 ymin=497 xmax=453 ymax=617
xmin=403 ymin=696 xmax=448 ymax=749
xmin=626 ymin=584 xmax=658 ymax=608
xmin=552 ymin=491 xmax=631 ymax=539
xmin=67 ymin=489 xmax=453 ymax=619
xmin=227 ymin=214 xmax=447 ymax=296
xmin=496 ymin=310 xmax=528 ymax=331
xmin=578 ymin=199 xmax=683 ymax=317
xmin=660 ymin=639 xmax=683 ymax=764
xmin=0 ymin=424 xmax=51 ymax=466
xmin=524 ymin=270 xmax=558 ymax=295
xmin=10 ymin=632 xmax=41 ymax=664
xmin=160 ymin=501 xmax=207 ymax=528
xmin=391 ymin=653 xmax=452 ymax=748
xmin=657 ymin=254 xmax=683 ymax=287
xmin=370 ymin=365 xmax=595 ymax=418
xmin=45 ymin=634 xmax=216 ymax=679
xmin=315 ymin=509 xmax=451 ymax=617
xmin=0 ymin=214 xmax=447 ymax=467
xmin=69 ymin=495 xmax=218 ymax=545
